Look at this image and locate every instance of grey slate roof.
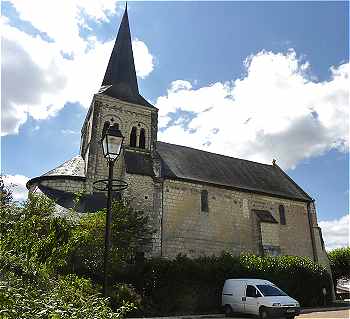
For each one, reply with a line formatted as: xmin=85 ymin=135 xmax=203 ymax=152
xmin=156 ymin=141 xmax=311 ymax=202
xmin=100 ymin=7 xmax=154 ymax=108
xmin=42 ymin=155 xmax=85 ymax=178
xmin=26 ymin=155 xmax=85 ymax=189
xmin=28 ymin=145 xmax=311 ymax=203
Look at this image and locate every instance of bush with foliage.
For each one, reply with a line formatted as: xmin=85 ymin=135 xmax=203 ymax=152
xmin=0 ymin=192 xmax=142 ymax=318
xmin=129 ymin=253 xmax=332 ymax=315
xmin=69 ymin=200 xmax=154 ymax=280
xmin=328 ymin=247 xmax=350 ymax=288
xmin=0 ymin=270 xmax=134 ymax=319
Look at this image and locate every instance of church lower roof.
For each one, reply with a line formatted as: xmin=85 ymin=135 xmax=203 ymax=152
xmin=41 ymin=155 xmax=85 ymax=178
xmin=26 ymin=155 xmax=85 ymax=188
xmin=155 ymin=141 xmax=312 ymax=202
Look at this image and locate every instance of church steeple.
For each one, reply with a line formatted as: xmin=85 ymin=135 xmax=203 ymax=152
xmin=100 ymin=5 xmax=153 ymax=108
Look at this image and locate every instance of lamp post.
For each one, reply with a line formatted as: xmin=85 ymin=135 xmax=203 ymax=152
xmin=100 ymin=122 xmax=124 ymax=296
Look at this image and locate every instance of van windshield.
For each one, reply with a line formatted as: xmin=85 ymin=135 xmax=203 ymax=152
xmin=256 ymin=285 xmax=287 ymax=296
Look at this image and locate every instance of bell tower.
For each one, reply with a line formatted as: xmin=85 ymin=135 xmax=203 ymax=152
xmin=79 ymin=6 xmax=159 ymax=194
xmin=78 ymin=6 xmax=162 ymax=256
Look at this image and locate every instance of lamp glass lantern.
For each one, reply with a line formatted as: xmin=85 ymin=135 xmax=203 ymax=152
xmin=102 ymin=123 xmax=124 ymax=161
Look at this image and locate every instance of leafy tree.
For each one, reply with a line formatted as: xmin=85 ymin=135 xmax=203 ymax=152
xmin=328 ymin=247 xmax=350 ymax=287
xmin=0 ymin=193 xmax=149 ymax=317
xmin=69 ymin=200 xmax=155 ymax=279
xmin=0 ymin=175 xmax=13 ymax=206
xmin=0 ymin=193 xmax=75 ymax=278
xmin=0 ymin=268 xmax=134 ymax=319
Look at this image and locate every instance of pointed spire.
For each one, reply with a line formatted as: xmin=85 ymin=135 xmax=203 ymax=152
xmin=100 ymin=5 xmax=152 ymax=106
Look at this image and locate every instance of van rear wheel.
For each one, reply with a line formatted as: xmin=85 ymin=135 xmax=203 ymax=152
xmin=259 ymin=307 xmax=268 ymax=319
xmin=224 ymin=305 xmax=233 ymax=317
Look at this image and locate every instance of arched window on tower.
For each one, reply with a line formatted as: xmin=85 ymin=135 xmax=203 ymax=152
xmin=139 ymin=128 xmax=146 ymax=149
xmin=279 ymin=204 xmax=286 ymax=225
xmin=130 ymin=126 xmax=137 ymax=147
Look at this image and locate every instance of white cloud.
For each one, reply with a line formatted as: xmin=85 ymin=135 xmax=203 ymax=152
xmin=1 ymin=2 xmax=155 ymax=136
xmin=132 ymin=39 xmax=155 ymax=79
xmin=319 ymin=215 xmax=350 ymax=251
xmin=61 ymin=129 xmax=78 ymax=135
xmin=5 ymin=0 xmax=118 ymax=55
xmin=3 ymin=174 xmax=29 ymax=202
xmin=157 ymin=50 xmax=349 ymax=169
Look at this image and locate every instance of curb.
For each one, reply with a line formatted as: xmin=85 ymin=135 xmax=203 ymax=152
xmin=133 ymin=315 xmax=222 ymax=319
xmin=300 ymin=306 xmax=350 ymax=314
xmin=133 ymin=307 xmax=350 ymax=319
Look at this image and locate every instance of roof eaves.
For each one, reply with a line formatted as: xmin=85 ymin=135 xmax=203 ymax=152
xmin=26 ymin=175 xmax=86 ymax=190
xmin=162 ymin=175 xmax=310 ymax=203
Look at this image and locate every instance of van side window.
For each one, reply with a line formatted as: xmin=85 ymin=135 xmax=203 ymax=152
xmin=246 ymin=285 xmax=261 ymax=297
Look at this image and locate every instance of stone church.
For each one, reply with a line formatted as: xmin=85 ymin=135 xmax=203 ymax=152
xmin=27 ymin=7 xmax=329 ymax=269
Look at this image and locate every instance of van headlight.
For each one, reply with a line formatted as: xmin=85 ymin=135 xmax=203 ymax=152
xmin=272 ymin=303 xmax=281 ymax=307
xmin=295 ymin=302 xmax=300 ymax=307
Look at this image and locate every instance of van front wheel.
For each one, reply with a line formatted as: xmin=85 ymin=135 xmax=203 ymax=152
xmin=224 ymin=305 xmax=233 ymax=317
xmin=259 ymin=307 xmax=268 ymax=319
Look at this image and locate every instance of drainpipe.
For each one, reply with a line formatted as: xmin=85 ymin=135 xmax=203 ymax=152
xmin=307 ymin=200 xmax=318 ymax=263
xmin=160 ymin=182 xmax=164 ymax=257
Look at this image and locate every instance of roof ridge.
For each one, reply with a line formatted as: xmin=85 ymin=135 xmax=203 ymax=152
xmin=272 ymin=162 xmax=313 ymax=201
xmin=157 ymin=141 xmax=273 ymax=167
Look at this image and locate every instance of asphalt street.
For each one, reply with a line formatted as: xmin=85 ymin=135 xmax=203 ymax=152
xmin=297 ymin=309 xmax=350 ymax=318
xmin=214 ymin=309 xmax=350 ymax=319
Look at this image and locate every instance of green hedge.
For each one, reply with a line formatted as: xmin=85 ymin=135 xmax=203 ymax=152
xmin=0 ymin=271 xmax=133 ymax=319
xmin=114 ymin=253 xmax=332 ymax=316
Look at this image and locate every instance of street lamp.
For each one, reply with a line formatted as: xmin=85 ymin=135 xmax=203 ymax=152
xmin=102 ymin=123 xmax=124 ymax=161
xmin=97 ymin=122 xmax=126 ymax=296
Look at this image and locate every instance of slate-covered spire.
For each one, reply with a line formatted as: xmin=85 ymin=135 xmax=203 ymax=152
xmin=100 ymin=5 xmax=153 ymax=107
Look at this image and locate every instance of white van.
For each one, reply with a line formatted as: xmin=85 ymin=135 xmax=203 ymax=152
xmin=222 ymin=279 xmax=300 ymax=319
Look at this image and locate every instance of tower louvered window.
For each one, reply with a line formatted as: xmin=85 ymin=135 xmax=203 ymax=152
xmin=130 ymin=127 xmax=137 ymax=147
xmin=139 ymin=128 xmax=146 ymax=149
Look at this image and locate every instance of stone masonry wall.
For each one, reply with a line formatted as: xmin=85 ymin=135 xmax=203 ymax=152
xmin=260 ymin=223 xmax=280 ymax=247
xmin=40 ymin=179 xmax=86 ymax=194
xmin=124 ymin=173 xmax=162 ymax=256
xmin=162 ymin=179 xmax=314 ymax=259
xmin=84 ymin=94 xmax=157 ymax=194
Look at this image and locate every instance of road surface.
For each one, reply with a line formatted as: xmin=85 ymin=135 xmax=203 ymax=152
xmin=297 ymin=309 xmax=350 ymax=318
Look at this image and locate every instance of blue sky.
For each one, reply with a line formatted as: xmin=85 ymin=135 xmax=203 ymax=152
xmin=1 ymin=1 xmax=349 ymax=249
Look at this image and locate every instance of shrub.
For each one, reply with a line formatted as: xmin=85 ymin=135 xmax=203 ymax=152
xmin=0 ymin=270 xmax=134 ymax=319
xmin=68 ymin=200 xmax=155 ymax=280
xmin=328 ymin=247 xmax=350 ymax=288
xmin=129 ymin=253 xmax=332 ymax=315
xmin=0 ymin=193 xmax=74 ymax=275
xmin=0 ymin=194 xmax=139 ymax=317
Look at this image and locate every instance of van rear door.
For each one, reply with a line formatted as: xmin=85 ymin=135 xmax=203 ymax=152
xmin=223 ymin=280 xmax=245 ymax=313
